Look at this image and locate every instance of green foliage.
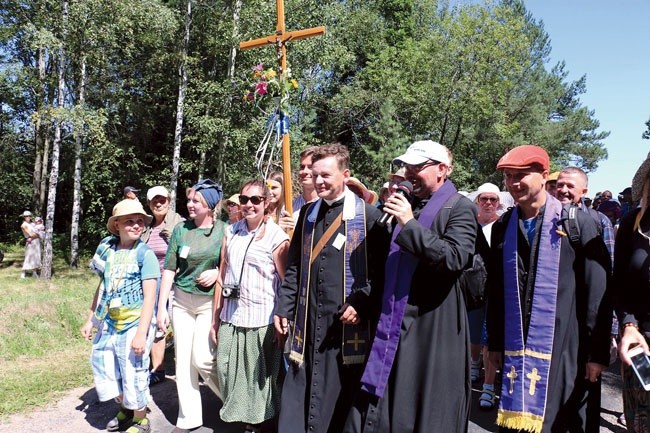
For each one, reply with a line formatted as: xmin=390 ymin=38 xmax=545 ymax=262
xmin=0 ymin=0 xmax=610 ymax=249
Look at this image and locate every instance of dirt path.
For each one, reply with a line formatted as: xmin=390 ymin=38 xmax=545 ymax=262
xmin=0 ymin=365 xmax=626 ymax=433
xmin=0 ymin=376 xmax=240 ymax=433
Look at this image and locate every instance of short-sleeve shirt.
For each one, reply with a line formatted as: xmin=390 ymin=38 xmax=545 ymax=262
xmin=146 ymin=224 xmax=169 ymax=269
xmin=92 ymin=238 xmax=160 ymax=333
xmin=220 ymin=219 xmax=289 ymax=328
xmin=164 ymin=220 xmax=226 ymax=295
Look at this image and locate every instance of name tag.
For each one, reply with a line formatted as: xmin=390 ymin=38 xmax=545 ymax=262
xmin=332 ymin=233 xmax=346 ymax=250
xmin=179 ymin=245 xmax=190 ymax=259
xmin=109 ymin=297 xmax=122 ymax=308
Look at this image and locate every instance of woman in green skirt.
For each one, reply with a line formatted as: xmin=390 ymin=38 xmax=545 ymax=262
xmin=212 ymin=179 xmax=289 ymax=433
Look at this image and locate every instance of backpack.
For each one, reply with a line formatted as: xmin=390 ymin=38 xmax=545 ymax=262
xmin=443 ymin=193 xmax=488 ymax=311
xmin=560 ymin=203 xmax=603 ymax=249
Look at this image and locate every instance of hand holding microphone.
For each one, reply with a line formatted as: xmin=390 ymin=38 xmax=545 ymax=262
xmin=377 ymin=181 xmax=413 ymax=227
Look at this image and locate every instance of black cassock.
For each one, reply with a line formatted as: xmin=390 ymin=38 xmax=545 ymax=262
xmin=345 ymin=192 xmax=477 ymax=433
xmin=275 ymin=198 xmax=388 ymax=433
xmin=486 ymin=205 xmax=611 ymax=433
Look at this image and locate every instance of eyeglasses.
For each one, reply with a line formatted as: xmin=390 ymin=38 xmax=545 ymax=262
xmin=479 ymin=197 xmax=499 ymax=203
xmin=226 ymin=201 xmax=238 ymax=208
xmin=239 ymin=195 xmax=265 ymax=205
xmin=403 ymin=160 xmax=440 ymax=173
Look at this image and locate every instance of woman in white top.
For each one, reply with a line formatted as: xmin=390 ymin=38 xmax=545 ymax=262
xmin=20 ymin=211 xmax=41 ymax=278
xmin=212 ymin=179 xmax=289 ymax=433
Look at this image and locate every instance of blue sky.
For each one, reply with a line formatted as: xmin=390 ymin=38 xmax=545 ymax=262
xmin=524 ymin=0 xmax=650 ymax=198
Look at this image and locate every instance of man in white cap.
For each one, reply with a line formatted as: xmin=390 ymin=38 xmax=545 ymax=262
xmin=347 ymin=140 xmax=477 ymax=432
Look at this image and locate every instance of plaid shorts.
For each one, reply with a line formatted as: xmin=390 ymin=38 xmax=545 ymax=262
xmin=90 ymin=322 xmax=155 ymax=409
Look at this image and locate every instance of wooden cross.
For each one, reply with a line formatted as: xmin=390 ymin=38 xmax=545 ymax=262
xmin=346 ymin=332 xmax=365 ymax=351
xmin=527 ymin=368 xmax=541 ymax=396
xmin=507 ymin=366 xmax=518 ymax=394
xmin=240 ymin=0 xmax=326 ymax=216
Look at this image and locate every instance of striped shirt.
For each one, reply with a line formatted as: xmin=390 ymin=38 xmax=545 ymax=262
xmin=220 ymin=219 xmax=289 ymax=328
xmin=146 ymin=224 xmax=169 ymax=269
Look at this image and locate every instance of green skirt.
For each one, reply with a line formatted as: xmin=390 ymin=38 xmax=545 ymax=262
xmin=216 ymin=322 xmax=284 ymax=424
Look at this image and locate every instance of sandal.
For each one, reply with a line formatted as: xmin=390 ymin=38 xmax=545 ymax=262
xmin=106 ymin=408 xmax=133 ymax=432
xmin=479 ymin=385 xmax=496 ymax=410
xmin=471 ymin=359 xmax=482 ymax=382
xmin=124 ymin=417 xmax=151 ymax=433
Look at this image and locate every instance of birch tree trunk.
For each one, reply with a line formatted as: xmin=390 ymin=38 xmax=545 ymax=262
xmin=42 ymin=0 xmax=68 ymax=280
xmin=215 ymin=0 xmax=242 ymax=185
xmin=169 ymin=0 xmax=192 ymax=213
xmin=70 ymin=54 xmax=86 ymax=268
xmin=32 ymin=46 xmax=47 ymax=213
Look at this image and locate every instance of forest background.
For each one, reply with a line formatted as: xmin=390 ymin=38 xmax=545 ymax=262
xmin=0 ymin=0 xmax=634 ymax=277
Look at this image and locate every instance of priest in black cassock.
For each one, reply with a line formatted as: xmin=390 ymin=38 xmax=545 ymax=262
xmin=274 ymin=143 xmax=388 ymax=433
xmin=345 ymin=140 xmax=477 ymax=433
xmin=486 ymin=145 xmax=611 ymax=433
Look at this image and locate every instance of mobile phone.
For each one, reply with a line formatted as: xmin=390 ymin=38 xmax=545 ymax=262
xmin=629 ymin=346 xmax=650 ymax=391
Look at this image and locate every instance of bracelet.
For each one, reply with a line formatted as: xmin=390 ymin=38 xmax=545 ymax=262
xmin=620 ymin=322 xmax=640 ymax=335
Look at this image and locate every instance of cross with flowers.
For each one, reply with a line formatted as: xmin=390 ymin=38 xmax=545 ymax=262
xmin=240 ymin=0 xmax=325 ymax=216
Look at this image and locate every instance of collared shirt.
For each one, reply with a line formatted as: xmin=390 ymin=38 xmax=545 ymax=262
xmin=220 ymin=219 xmax=289 ymax=328
xmin=580 ymin=200 xmax=614 ymax=267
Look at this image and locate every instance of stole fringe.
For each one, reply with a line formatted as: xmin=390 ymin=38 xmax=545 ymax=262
xmin=289 ymin=350 xmax=304 ymax=367
xmin=497 ymin=409 xmax=544 ymax=433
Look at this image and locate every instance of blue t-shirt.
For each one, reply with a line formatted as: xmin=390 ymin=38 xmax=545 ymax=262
xmin=91 ymin=237 xmax=160 ymax=332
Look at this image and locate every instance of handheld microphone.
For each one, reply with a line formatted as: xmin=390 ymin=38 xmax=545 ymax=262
xmin=377 ymin=181 xmax=413 ymax=227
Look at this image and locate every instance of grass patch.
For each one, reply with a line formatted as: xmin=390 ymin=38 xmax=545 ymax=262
xmin=0 ymin=244 xmax=97 ymax=417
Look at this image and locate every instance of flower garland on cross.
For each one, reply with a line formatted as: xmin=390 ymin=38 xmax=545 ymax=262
xmin=244 ymin=62 xmax=300 ymax=180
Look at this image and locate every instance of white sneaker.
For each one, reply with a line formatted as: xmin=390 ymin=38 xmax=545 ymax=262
xmin=21 ymin=272 xmax=26 ymax=279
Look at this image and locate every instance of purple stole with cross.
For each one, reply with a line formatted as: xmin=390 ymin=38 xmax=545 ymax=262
xmin=497 ymin=194 xmax=562 ymax=433
xmin=360 ymin=180 xmax=458 ymax=398
xmin=289 ymin=191 xmax=369 ymax=366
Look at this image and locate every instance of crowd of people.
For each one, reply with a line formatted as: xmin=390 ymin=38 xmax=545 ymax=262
xmin=64 ymin=140 xmax=650 ymax=433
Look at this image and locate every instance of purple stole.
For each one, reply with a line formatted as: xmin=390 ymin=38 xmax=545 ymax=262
xmin=497 ymin=194 xmax=562 ymax=433
xmin=289 ymin=192 xmax=369 ymax=366
xmin=360 ymin=180 xmax=458 ymax=398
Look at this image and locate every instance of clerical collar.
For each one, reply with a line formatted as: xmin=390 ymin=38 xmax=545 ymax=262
xmin=323 ymin=190 xmax=346 ymax=206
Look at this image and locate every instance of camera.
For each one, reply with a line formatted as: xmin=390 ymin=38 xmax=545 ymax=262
xmin=222 ymin=284 xmax=240 ymax=299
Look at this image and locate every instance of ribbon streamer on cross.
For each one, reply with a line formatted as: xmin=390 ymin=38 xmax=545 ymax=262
xmin=240 ymin=0 xmax=325 ymax=216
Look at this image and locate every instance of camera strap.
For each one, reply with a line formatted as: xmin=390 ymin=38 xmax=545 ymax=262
xmin=232 ymin=219 xmax=265 ymax=287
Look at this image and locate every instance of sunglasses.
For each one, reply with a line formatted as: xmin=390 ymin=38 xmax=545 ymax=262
xmin=239 ymin=195 xmax=265 ymax=205
xmin=479 ymin=197 xmax=499 ymax=203
xmin=403 ymin=159 xmax=441 ymax=173
xmin=226 ymin=201 xmax=239 ymax=208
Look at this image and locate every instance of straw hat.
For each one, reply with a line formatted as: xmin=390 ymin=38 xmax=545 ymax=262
xmin=347 ymin=177 xmax=378 ymax=205
xmin=106 ymin=199 xmax=152 ymax=235
xmin=632 ymin=151 xmax=650 ymax=201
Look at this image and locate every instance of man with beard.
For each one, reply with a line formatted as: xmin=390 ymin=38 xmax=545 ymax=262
xmin=274 ymin=143 xmax=388 ymax=433
xmin=346 ymin=140 xmax=477 ymax=433
xmin=487 ymin=145 xmax=611 ymax=433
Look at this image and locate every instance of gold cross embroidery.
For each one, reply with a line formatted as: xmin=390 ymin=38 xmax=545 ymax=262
xmin=527 ymin=368 xmax=541 ymax=396
xmin=507 ymin=366 xmax=518 ymax=394
xmin=294 ymin=329 xmax=303 ymax=347
xmin=346 ymin=332 xmax=365 ymax=351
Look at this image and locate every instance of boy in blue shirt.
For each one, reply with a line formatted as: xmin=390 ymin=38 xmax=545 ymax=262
xmin=81 ymin=199 xmax=160 ymax=433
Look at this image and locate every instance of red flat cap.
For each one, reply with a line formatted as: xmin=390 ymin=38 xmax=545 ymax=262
xmin=497 ymin=145 xmax=549 ymax=171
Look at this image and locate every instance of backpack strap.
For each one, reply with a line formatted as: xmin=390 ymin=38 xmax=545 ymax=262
xmin=561 ymin=204 xmax=581 ymax=248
